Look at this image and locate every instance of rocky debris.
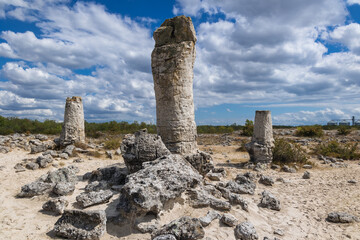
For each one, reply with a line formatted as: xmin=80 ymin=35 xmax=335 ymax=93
xmin=185 ymin=150 xmax=214 ymax=175
xmin=302 ymin=171 xmax=311 ymax=179
xmin=76 ymin=190 xmax=114 ymax=208
xmin=303 ymin=164 xmax=312 ymax=169
xmin=60 ymin=96 xmax=85 ymax=146
xmin=63 ymin=144 xmax=75 ymax=156
xmin=53 ymin=182 xmax=75 ymax=196
xmin=234 ymin=222 xmax=258 ymax=240
xmin=153 ymin=235 xmax=177 ymax=240
xmin=206 ymin=172 xmax=222 ymax=181
xmin=152 ymin=216 xmax=204 ymax=240
xmin=221 ymin=213 xmax=238 ymax=227
xmin=105 ymin=150 xmax=113 ymax=159
xmin=18 ymin=166 xmax=79 ymax=197
xmin=199 ymin=210 xmax=221 ymax=227
xmin=85 ymin=180 xmax=110 ymax=192
xmin=18 ymin=181 xmax=54 ymax=197
xmin=253 ymin=162 xmax=268 ymax=172
xmin=152 ymin=16 xmax=198 ymax=155
xmin=35 ymin=134 xmax=48 ymax=141
xmin=121 ymin=129 xmax=171 ymax=173
xmin=73 ymin=158 xmax=84 ymax=163
xmin=187 ymin=185 xmax=229 ymax=210
xmin=227 ymin=193 xmax=249 ymax=212
xmin=326 ymin=212 xmax=359 ymax=223
xmin=30 ymin=144 xmax=48 ymax=154
xmin=259 ymin=191 xmax=281 ymax=211
xmin=282 ymin=165 xmax=296 ymax=173
xmin=36 ymin=155 xmax=54 ymax=168
xmin=135 ymin=219 xmax=160 ymax=234
xmin=270 ymin=164 xmax=280 ymax=170
xmin=245 ymin=111 xmax=274 ymax=163
xmin=224 ymin=172 xmax=257 ymax=195
xmin=83 ymin=165 xmax=128 ymax=186
xmin=210 ymin=198 xmax=231 ymax=211
xmin=273 ymin=229 xmax=284 ymax=236
xmin=59 ymin=153 xmax=69 ymax=159
xmin=0 ymin=146 xmax=10 ymax=153
xmin=26 ymin=162 xmax=39 ymax=170
xmin=14 ymin=163 xmax=26 ymax=172
xmin=348 ymin=179 xmax=357 ymax=184
xmin=259 ymin=175 xmax=274 ymax=186
xmin=42 ymin=197 xmax=69 ymax=215
xmin=54 ymin=210 xmax=106 ymax=240
xmin=118 ymin=155 xmax=202 ymax=219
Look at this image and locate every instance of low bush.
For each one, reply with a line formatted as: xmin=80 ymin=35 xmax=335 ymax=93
xmin=236 ymin=140 xmax=248 ymax=152
xmin=272 ymin=138 xmax=309 ymax=166
xmin=242 ymin=119 xmax=254 ymax=137
xmin=295 ymin=125 xmax=323 ymax=138
xmin=87 ymin=151 xmax=102 ymax=158
xmin=314 ymin=140 xmax=360 ymax=160
xmin=337 ymin=126 xmax=352 ymax=135
xmin=104 ymin=138 xmax=122 ymax=150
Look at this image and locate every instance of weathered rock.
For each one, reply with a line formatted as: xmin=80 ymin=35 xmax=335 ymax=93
xmin=199 ymin=210 xmax=221 ymax=227
xmin=63 ymin=144 xmax=75 ymax=156
xmin=225 ymin=172 xmax=256 ymax=195
xmin=121 ymin=129 xmax=171 ymax=173
xmin=44 ymin=165 xmax=79 ymax=184
xmin=221 ymin=213 xmax=238 ymax=227
xmin=302 ymin=171 xmax=311 ymax=179
xmin=54 ymin=210 xmax=106 ymax=240
xmin=282 ymin=165 xmax=296 ymax=173
xmin=259 ymin=175 xmax=274 ymax=186
xmin=85 ymin=181 xmax=110 ymax=192
xmin=326 ymin=212 xmax=359 ymax=223
xmin=18 ymin=181 xmax=54 ymax=197
xmin=105 ymin=150 xmax=113 ymax=159
xmin=0 ymin=146 xmax=10 ymax=153
xmin=303 ymin=164 xmax=312 ymax=169
xmin=210 ymin=198 xmax=231 ymax=211
xmin=185 ymin=150 xmax=214 ymax=175
xmin=42 ymin=197 xmax=69 ymax=215
xmin=227 ymin=193 xmax=249 ymax=212
xmin=59 ymin=96 xmax=85 ymax=146
xmin=59 ymin=153 xmax=69 ymax=159
xmin=234 ymin=222 xmax=259 ymax=240
xmin=152 ymin=216 xmax=204 ymax=240
xmin=152 ymin=16 xmax=198 ymax=155
xmin=14 ymin=163 xmax=26 ymax=172
xmin=30 ymin=144 xmax=48 ymax=154
xmin=26 ymin=162 xmax=39 ymax=170
xmin=53 ymin=182 xmax=75 ymax=196
xmin=135 ymin=221 xmax=160 ymax=234
xmin=76 ymin=190 xmax=114 ymax=208
xmin=187 ymin=185 xmax=224 ymax=209
xmin=258 ymin=191 xmax=281 ymax=211
xmin=245 ymin=111 xmax=274 ymax=163
xmin=118 ymin=155 xmax=202 ymax=219
xmin=153 ymin=235 xmax=177 ymax=240
xmin=36 ymin=155 xmax=53 ymax=168
xmin=84 ymin=165 xmax=127 ymax=186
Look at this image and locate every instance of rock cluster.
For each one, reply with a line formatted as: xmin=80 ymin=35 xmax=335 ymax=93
xmin=59 ymin=96 xmax=85 ymax=146
xmin=245 ymin=111 xmax=274 ymax=163
xmin=152 ymin=15 xmax=198 ymax=155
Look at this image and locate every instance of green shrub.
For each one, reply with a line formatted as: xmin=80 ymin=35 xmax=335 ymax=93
xmin=337 ymin=126 xmax=352 ymax=135
xmin=295 ymin=125 xmax=323 ymax=138
xmin=314 ymin=140 xmax=360 ymax=160
xmin=242 ymin=119 xmax=254 ymax=137
xmin=272 ymin=138 xmax=309 ymax=166
xmin=236 ymin=140 xmax=247 ymax=152
xmin=104 ymin=138 xmax=122 ymax=150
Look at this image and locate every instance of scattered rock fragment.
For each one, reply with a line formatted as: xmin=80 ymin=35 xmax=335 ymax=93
xmin=302 ymin=171 xmax=311 ymax=179
xmin=53 ymin=182 xmax=75 ymax=196
xmin=76 ymin=190 xmax=114 ymax=208
xmin=259 ymin=175 xmax=274 ymax=186
xmin=234 ymin=222 xmax=258 ymax=240
xmin=199 ymin=210 xmax=221 ymax=227
xmin=282 ymin=165 xmax=296 ymax=173
xmin=42 ymin=197 xmax=68 ymax=215
xmin=221 ymin=213 xmax=238 ymax=227
xmin=153 ymin=235 xmax=177 ymax=240
xmin=326 ymin=212 xmax=359 ymax=223
xmin=258 ymin=190 xmax=281 ymax=211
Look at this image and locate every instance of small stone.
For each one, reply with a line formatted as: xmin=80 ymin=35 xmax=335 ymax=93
xmin=42 ymin=197 xmax=69 ymax=215
xmin=234 ymin=222 xmax=258 ymax=240
xmin=348 ymin=179 xmax=357 ymax=184
xmin=26 ymin=162 xmax=39 ymax=170
xmin=153 ymin=235 xmax=177 ymax=240
xmin=85 ymin=181 xmax=109 ymax=192
xmin=76 ymin=190 xmax=114 ymax=208
xmin=59 ymin=153 xmax=69 ymax=159
xmin=63 ymin=145 xmax=75 ymax=156
xmin=302 ymin=164 xmax=312 ymax=169
xmin=270 ymin=164 xmax=280 ymax=170
xmin=36 ymin=155 xmax=54 ymax=168
xmin=258 ymin=190 xmax=281 ymax=211
xmin=326 ymin=212 xmax=359 ymax=223
xmin=53 ymin=182 xmax=75 ymax=196
xmin=259 ymin=175 xmax=274 ymax=186
xmin=221 ymin=213 xmax=238 ymax=227
xmin=199 ymin=210 xmax=221 ymax=227
xmin=302 ymin=171 xmax=311 ymax=179
xmin=106 ymin=150 xmax=113 ymax=159
xmin=282 ymin=165 xmax=296 ymax=173
xmin=207 ymin=172 xmax=222 ymax=181
xmin=73 ymin=158 xmax=84 ymax=163
xmin=274 ymin=229 xmax=284 ymax=236
xmin=210 ymin=199 xmax=231 ymax=211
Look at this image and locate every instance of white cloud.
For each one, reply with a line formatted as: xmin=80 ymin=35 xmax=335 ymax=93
xmin=347 ymin=0 xmax=360 ymax=5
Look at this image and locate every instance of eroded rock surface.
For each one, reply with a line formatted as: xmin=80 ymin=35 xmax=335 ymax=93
xmin=76 ymin=190 xmax=114 ymax=208
xmin=234 ymin=222 xmax=258 ymax=240
xmin=42 ymin=197 xmax=68 ymax=215
xmin=258 ymin=190 xmax=281 ymax=211
xmin=326 ymin=212 xmax=359 ymax=223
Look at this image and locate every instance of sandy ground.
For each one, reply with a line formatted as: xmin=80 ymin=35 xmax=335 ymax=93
xmin=0 ymin=141 xmax=360 ymax=240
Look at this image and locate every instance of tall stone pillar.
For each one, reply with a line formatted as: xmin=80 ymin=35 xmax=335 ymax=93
xmin=60 ymin=96 xmax=85 ymax=146
xmin=151 ymin=16 xmax=197 ymax=155
xmin=245 ymin=111 xmax=274 ymax=163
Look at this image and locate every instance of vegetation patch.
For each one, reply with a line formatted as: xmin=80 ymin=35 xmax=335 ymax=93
xmin=295 ymin=125 xmax=323 ymax=138
xmin=314 ymin=140 xmax=360 ymax=160
xmin=337 ymin=126 xmax=352 ymax=135
xmin=272 ymin=138 xmax=310 ymax=166
xmin=242 ymin=119 xmax=254 ymax=137
xmin=87 ymin=151 xmax=102 ymax=158
xmin=104 ymin=138 xmax=122 ymax=150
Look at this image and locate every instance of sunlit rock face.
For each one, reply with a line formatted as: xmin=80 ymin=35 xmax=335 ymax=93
xmin=151 ymin=15 xmax=198 ymax=155
xmin=60 ymin=96 xmax=85 ymax=146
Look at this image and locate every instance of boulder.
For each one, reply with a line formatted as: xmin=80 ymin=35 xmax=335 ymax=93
xmin=225 ymin=173 xmax=257 ymax=195
xmin=234 ymin=222 xmax=258 ymax=240
xmin=221 ymin=213 xmax=238 ymax=227
xmin=258 ymin=191 xmax=281 ymax=211
xmin=152 ymin=216 xmax=204 ymax=240
xmin=53 ymin=182 xmax=75 ymax=196
xmin=121 ymin=129 xmax=171 ymax=173
xmin=53 ymin=210 xmax=106 ymax=240
xmin=185 ymin=150 xmax=214 ymax=175
xmin=63 ymin=144 xmax=75 ymax=156
xmin=18 ymin=181 xmax=54 ymax=197
xmin=118 ymin=155 xmax=202 ymax=219
xmin=83 ymin=165 xmax=127 ymax=186
xmin=76 ymin=190 xmax=114 ymax=208
xmin=326 ymin=212 xmax=359 ymax=223
xmin=42 ymin=197 xmax=69 ymax=215
xmin=26 ymin=162 xmax=39 ymax=170
xmin=36 ymin=155 xmax=54 ymax=168
xmin=259 ymin=175 xmax=274 ymax=186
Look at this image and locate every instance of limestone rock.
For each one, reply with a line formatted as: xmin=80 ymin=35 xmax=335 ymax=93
xmin=282 ymin=165 xmax=296 ymax=173
xmin=199 ymin=210 xmax=221 ymax=227
xmin=83 ymin=165 xmax=127 ymax=186
xmin=153 ymin=235 xmax=177 ymax=240
xmin=53 ymin=182 xmax=75 ymax=196
xmin=259 ymin=175 xmax=274 ymax=186
xmin=259 ymin=190 xmax=281 ymax=211
xmin=18 ymin=181 xmax=54 ymax=197
xmin=60 ymin=96 xmax=85 ymax=146
xmin=234 ymin=222 xmax=259 ymax=240
xmin=36 ymin=155 xmax=53 ymax=168
xmin=63 ymin=144 xmax=75 ymax=156
xmin=185 ymin=150 xmax=214 ymax=175
xmin=245 ymin=111 xmax=274 ymax=163
xmin=42 ymin=197 xmax=69 ymax=215
xmin=302 ymin=171 xmax=311 ymax=179
xmin=53 ymin=210 xmax=106 ymax=240
xmin=326 ymin=212 xmax=359 ymax=223
xmin=221 ymin=213 xmax=238 ymax=227
xmin=85 ymin=181 xmax=110 ymax=192
xmin=26 ymin=162 xmax=39 ymax=170
xmin=76 ymin=190 xmax=114 ymax=208
xmin=121 ymin=129 xmax=171 ymax=173
xmin=152 ymin=216 xmax=204 ymax=240
xmin=117 ymin=155 xmax=202 ymax=219
xmin=152 ymin=16 xmax=198 ymax=155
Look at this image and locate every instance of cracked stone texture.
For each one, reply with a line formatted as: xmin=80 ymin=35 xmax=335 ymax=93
xmin=60 ymin=96 xmax=85 ymax=146
xmin=121 ymin=129 xmax=171 ymax=173
xmin=151 ymin=15 xmax=198 ymax=155
xmin=246 ymin=111 xmax=274 ymax=163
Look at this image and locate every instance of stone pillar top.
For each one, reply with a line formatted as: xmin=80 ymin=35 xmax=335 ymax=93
xmin=66 ymin=96 xmax=82 ymax=102
xmin=153 ymin=15 xmax=197 ymax=47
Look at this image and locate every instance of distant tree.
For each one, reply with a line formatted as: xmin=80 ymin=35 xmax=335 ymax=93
xmin=242 ymin=119 xmax=254 ymax=136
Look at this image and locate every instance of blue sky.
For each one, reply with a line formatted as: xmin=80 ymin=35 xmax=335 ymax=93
xmin=1 ymin=0 xmax=360 ymax=125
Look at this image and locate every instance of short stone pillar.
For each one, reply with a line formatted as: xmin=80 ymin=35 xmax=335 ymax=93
xmin=60 ymin=96 xmax=85 ymax=146
xmin=151 ymin=15 xmax=197 ymax=155
xmin=245 ymin=111 xmax=274 ymax=163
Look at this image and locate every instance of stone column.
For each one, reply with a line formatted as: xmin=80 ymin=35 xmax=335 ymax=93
xmin=151 ymin=15 xmax=197 ymax=155
xmin=60 ymin=96 xmax=85 ymax=146
xmin=245 ymin=110 xmax=274 ymax=163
